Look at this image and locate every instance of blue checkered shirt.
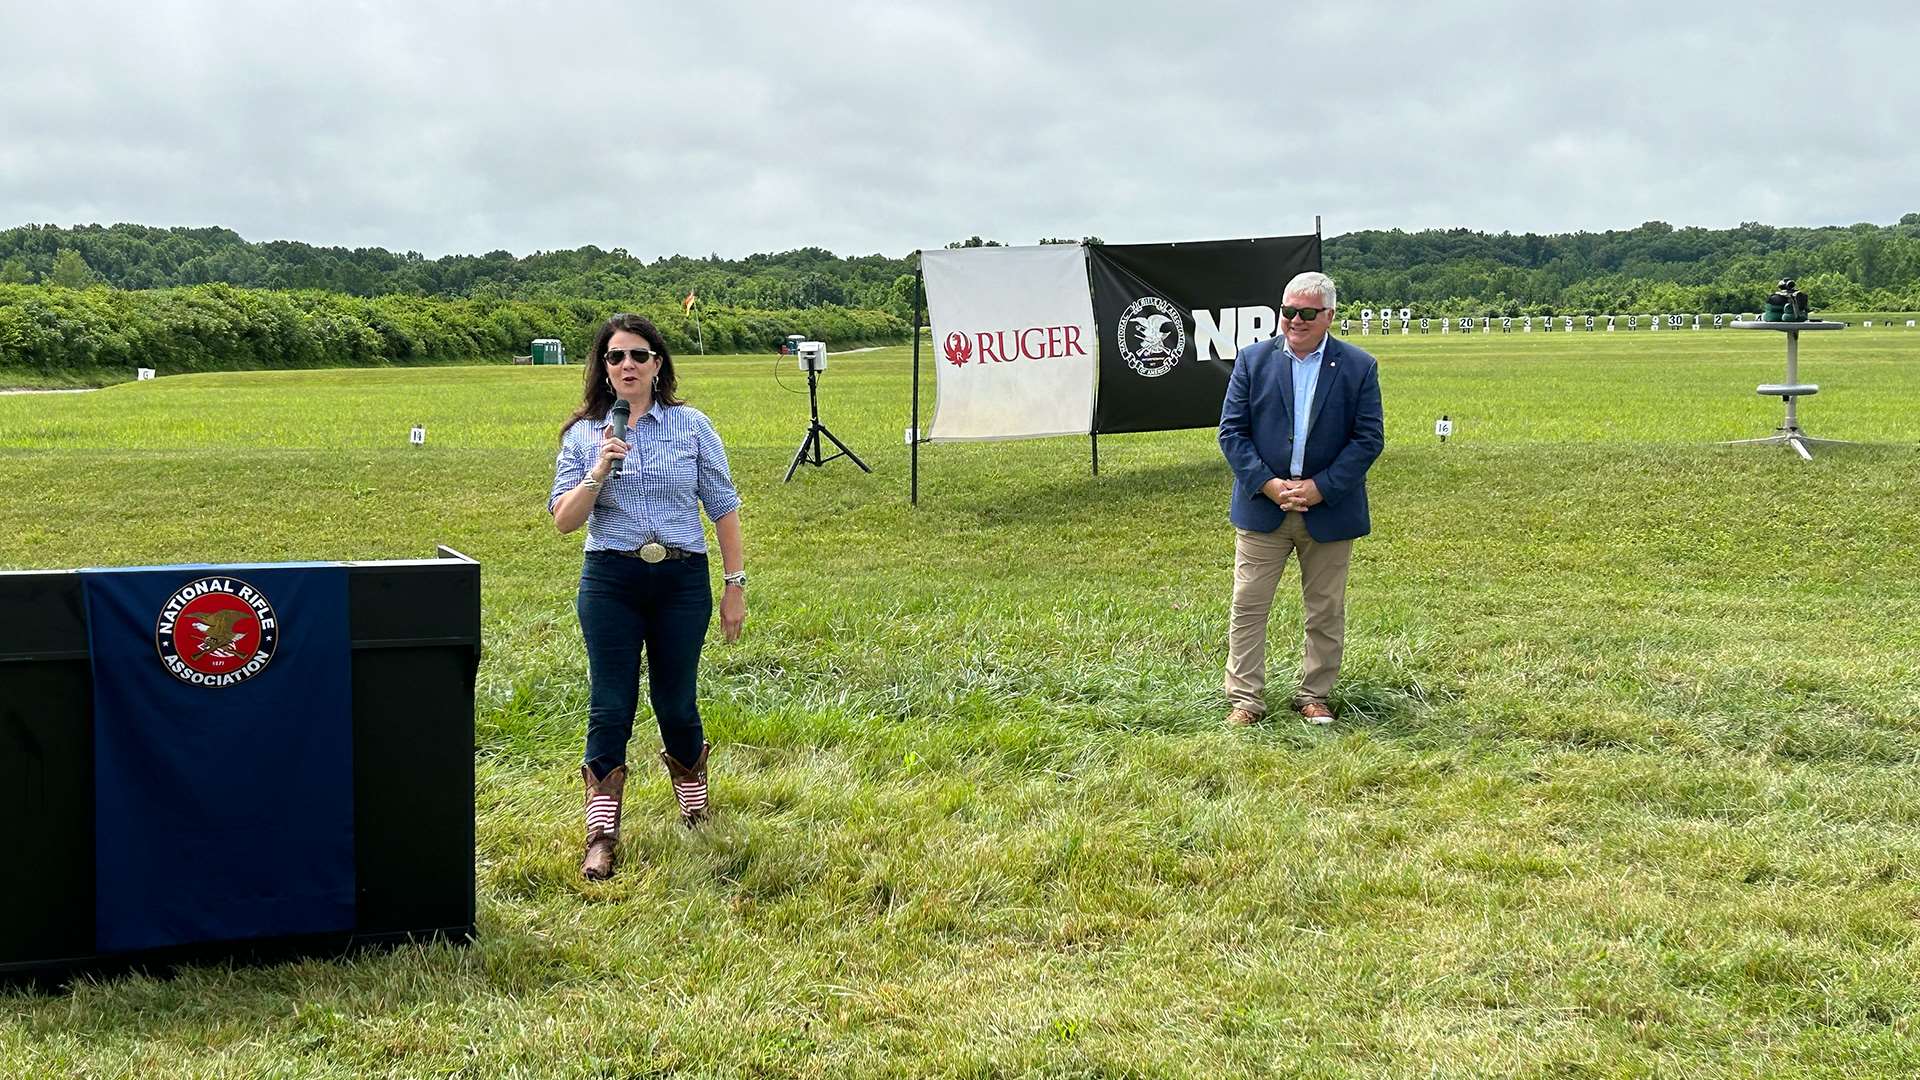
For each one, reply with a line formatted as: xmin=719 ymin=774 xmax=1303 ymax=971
xmin=548 ymin=402 xmax=742 ymax=553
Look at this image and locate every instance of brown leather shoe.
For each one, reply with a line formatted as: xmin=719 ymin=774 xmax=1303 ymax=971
xmin=581 ymin=764 xmax=627 ymax=880
xmin=1298 ymin=702 xmax=1335 ymax=726
xmin=661 ymin=742 xmax=711 ymax=827
xmin=1225 ymin=707 xmax=1262 ymax=727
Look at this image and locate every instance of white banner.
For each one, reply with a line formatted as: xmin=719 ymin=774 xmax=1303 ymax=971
xmin=923 ymin=245 xmax=1096 ymax=441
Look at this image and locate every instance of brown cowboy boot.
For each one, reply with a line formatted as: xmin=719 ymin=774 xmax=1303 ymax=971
xmin=580 ymin=763 xmax=627 ymax=880
xmin=660 ymin=742 xmax=711 ymax=826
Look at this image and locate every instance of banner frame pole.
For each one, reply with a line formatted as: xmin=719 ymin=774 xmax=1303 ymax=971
xmin=910 ymin=263 xmax=924 ymax=506
xmin=1085 ymin=241 xmax=1100 ymax=476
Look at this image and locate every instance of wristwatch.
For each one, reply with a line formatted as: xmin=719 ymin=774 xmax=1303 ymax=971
xmin=722 ymin=570 xmax=747 ymax=590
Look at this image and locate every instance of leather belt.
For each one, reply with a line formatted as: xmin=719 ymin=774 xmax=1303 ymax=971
xmin=609 ymin=543 xmax=698 ymax=563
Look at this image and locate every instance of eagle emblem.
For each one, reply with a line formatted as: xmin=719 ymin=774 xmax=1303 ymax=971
xmin=188 ymin=608 xmax=249 ymax=659
xmin=943 ymin=331 xmax=972 ymax=367
xmin=1116 ymin=296 xmax=1186 ymax=378
xmin=155 ymin=576 xmax=280 ymax=686
xmin=1131 ymin=313 xmax=1176 ymax=356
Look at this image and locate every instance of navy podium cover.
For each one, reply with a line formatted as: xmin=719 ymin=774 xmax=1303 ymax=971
xmin=81 ymin=565 xmax=355 ymax=954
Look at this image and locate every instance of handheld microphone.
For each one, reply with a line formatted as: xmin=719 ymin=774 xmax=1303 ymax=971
xmin=606 ymin=399 xmax=630 ymax=478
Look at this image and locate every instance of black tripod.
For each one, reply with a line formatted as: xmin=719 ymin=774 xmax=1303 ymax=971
xmin=784 ymin=365 xmax=870 ymax=482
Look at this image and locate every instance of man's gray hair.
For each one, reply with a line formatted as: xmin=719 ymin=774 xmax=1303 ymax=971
xmin=1284 ymin=271 xmax=1337 ymax=309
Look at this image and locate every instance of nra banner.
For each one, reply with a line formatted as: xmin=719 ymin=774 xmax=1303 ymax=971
xmin=922 ymin=244 xmax=1097 ymax=441
xmin=1090 ymin=234 xmax=1320 ymax=434
xmin=81 ymin=565 xmax=355 ymax=953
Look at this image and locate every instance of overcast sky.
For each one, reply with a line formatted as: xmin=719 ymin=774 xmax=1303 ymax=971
xmin=4 ymin=1 xmax=1916 ymax=260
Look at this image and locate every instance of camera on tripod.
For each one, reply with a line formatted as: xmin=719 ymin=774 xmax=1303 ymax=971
xmin=783 ymin=339 xmax=870 ymax=481
xmin=1764 ymin=278 xmax=1809 ymax=323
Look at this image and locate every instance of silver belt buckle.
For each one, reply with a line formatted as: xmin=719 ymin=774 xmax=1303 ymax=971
xmin=638 ymin=541 xmax=667 ymax=563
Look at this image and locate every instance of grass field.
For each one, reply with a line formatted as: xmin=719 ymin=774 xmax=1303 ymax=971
xmin=2 ymin=330 xmax=1918 ymax=1078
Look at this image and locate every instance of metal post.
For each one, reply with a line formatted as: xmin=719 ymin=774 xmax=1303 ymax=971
xmin=807 ymin=367 xmax=822 ymax=461
xmin=1091 ymin=432 xmax=1099 ymax=475
xmin=910 ymin=266 xmax=923 ymax=506
xmin=1784 ymin=329 xmax=1799 ymax=431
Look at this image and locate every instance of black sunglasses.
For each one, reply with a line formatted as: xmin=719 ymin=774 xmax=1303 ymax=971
xmin=1280 ymin=306 xmax=1326 ymax=321
xmin=604 ymin=347 xmax=657 ymax=365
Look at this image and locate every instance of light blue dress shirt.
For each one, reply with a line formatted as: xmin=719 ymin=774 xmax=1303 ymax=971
xmin=1286 ymin=333 xmax=1327 ymax=477
xmin=548 ymin=401 xmax=741 ymax=553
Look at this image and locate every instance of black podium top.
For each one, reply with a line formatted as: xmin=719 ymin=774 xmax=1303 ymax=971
xmin=0 ymin=549 xmax=479 ymax=986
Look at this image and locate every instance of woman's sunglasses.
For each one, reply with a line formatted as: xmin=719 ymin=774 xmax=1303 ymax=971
xmin=604 ymin=347 xmax=657 ymax=365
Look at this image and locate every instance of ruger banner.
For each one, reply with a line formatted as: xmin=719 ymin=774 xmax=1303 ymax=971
xmin=1090 ymin=234 xmax=1321 ymax=435
xmin=922 ymin=244 xmax=1097 ymax=440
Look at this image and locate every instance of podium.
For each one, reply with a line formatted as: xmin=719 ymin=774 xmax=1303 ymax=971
xmin=0 ymin=548 xmax=480 ymax=986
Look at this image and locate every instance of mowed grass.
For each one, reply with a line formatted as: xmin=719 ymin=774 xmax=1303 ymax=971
xmin=2 ymin=330 xmax=1918 ymax=1078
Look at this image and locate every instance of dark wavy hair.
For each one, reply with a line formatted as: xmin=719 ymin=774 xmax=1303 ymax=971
xmin=558 ymin=313 xmax=684 ymax=440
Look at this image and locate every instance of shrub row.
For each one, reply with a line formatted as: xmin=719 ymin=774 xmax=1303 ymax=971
xmin=0 ymin=284 xmax=910 ymax=376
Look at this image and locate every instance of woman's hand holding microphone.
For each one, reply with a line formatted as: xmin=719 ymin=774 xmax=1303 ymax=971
xmin=592 ymin=432 xmax=629 ymax=482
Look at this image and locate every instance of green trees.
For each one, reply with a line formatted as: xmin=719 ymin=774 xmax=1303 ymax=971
xmin=47 ymin=249 xmax=100 ymax=289
xmin=6 ymin=218 xmax=1920 ymax=338
xmin=1332 ymin=219 xmax=1920 ymax=314
xmin=0 ymin=224 xmax=927 ymax=311
xmin=0 ymin=284 xmax=911 ymax=377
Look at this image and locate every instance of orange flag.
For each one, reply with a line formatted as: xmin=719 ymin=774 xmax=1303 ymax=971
xmin=683 ymin=289 xmax=697 ymax=313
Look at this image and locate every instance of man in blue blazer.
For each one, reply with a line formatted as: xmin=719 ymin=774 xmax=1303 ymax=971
xmin=1218 ymin=271 xmax=1384 ymax=726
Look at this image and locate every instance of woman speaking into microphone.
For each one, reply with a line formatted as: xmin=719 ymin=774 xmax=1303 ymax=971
xmin=548 ymin=313 xmax=746 ymax=881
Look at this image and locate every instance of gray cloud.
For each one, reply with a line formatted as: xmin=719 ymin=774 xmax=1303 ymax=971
xmin=4 ymin=0 xmax=1917 ymax=259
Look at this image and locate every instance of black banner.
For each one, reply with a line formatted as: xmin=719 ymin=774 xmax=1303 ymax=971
xmin=1090 ymin=234 xmax=1320 ymax=434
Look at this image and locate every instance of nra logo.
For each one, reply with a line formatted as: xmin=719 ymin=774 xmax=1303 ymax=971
xmin=1191 ymin=306 xmax=1284 ymax=361
xmin=1119 ymin=296 xmax=1187 ymax=377
xmin=943 ymin=325 xmax=1086 ymax=368
xmin=154 ymin=576 xmax=280 ymax=688
xmin=1115 ymin=301 xmax=1291 ymax=376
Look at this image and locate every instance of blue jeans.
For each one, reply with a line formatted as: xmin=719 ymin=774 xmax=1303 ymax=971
xmin=576 ymin=551 xmax=712 ymax=777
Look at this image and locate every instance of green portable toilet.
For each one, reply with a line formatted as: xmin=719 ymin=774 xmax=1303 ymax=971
xmin=532 ymin=338 xmax=566 ymax=365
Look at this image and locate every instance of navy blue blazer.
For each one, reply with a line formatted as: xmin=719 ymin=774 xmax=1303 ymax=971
xmin=1218 ymin=334 xmax=1384 ymax=541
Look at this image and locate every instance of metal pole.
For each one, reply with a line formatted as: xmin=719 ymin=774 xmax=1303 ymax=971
xmin=1083 ymin=241 xmax=1101 ymax=477
xmin=808 ymin=367 xmax=822 ymax=462
xmin=1784 ymin=329 xmax=1799 ymax=431
xmin=911 ymin=266 xmax=924 ymax=505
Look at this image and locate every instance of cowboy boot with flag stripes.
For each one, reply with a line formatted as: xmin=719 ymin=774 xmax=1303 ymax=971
xmin=660 ymin=742 xmax=711 ymax=826
xmin=581 ymin=764 xmax=627 ymax=880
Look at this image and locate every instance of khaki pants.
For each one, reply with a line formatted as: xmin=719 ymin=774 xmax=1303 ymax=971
xmin=1224 ymin=512 xmax=1353 ymax=715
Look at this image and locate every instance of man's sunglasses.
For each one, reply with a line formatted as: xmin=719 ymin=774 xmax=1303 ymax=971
xmin=605 ymin=347 xmax=658 ymax=365
xmin=1280 ymin=306 xmax=1326 ymax=321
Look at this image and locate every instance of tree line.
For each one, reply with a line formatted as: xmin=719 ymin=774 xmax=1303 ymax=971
xmin=3 ymin=212 xmax=1920 ymax=376
xmin=0 ymin=224 xmax=925 ymax=322
xmin=0 ymin=283 xmax=908 ymax=377
xmin=1329 ymin=216 xmax=1920 ymax=315
xmin=5 ymin=215 xmax=1920 ymax=359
